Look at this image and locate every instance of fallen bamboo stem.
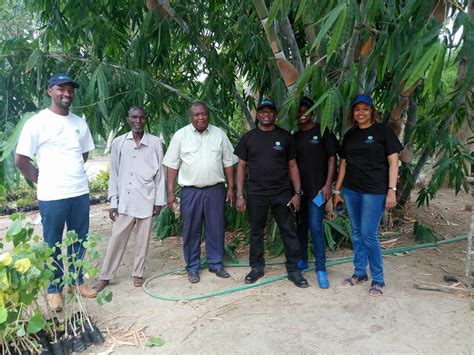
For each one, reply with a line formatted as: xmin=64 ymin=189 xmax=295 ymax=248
xmin=414 ymin=282 xmax=473 ymax=295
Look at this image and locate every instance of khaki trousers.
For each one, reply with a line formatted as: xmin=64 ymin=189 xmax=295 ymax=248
xmin=99 ymin=214 xmax=153 ymax=280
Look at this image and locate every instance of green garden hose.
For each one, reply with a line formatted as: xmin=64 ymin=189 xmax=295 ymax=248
xmin=142 ymin=234 xmax=469 ymax=301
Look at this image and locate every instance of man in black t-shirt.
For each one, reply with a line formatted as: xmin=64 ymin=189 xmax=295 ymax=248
xmin=293 ymin=97 xmax=338 ymax=289
xmin=235 ymin=98 xmax=308 ymax=288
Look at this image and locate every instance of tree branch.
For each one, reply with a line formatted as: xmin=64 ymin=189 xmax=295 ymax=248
xmin=148 ymin=0 xmax=255 ymax=129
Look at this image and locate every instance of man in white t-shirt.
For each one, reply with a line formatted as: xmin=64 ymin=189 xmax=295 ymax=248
xmin=15 ymin=73 xmax=97 ymax=311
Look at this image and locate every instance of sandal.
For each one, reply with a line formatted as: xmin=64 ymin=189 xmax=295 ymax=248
xmin=133 ymin=276 xmax=144 ymax=287
xmin=343 ymin=274 xmax=368 ymax=288
xmin=368 ymin=281 xmax=384 ymax=297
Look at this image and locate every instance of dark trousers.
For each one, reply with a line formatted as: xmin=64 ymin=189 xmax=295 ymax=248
xmin=39 ymin=193 xmax=90 ymax=293
xmin=247 ymin=190 xmax=301 ymax=273
xmin=180 ymin=183 xmax=225 ymax=273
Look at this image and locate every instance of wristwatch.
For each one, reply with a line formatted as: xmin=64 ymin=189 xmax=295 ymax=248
xmin=388 ymin=187 xmax=397 ymax=191
xmin=294 ymin=189 xmax=304 ymax=196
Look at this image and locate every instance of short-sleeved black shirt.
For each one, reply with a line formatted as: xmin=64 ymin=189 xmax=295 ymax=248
xmin=293 ymin=124 xmax=339 ymax=199
xmin=340 ymin=123 xmax=403 ymax=194
xmin=234 ymin=126 xmax=295 ymax=195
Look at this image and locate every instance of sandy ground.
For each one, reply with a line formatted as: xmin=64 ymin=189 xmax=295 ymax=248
xmin=1 ymin=188 xmax=473 ymax=354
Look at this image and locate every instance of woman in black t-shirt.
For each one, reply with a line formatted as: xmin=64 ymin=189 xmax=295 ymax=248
xmin=293 ymin=97 xmax=338 ymax=288
xmin=332 ymin=95 xmax=403 ymax=297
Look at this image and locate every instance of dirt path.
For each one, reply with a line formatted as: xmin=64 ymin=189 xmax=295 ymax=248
xmin=1 ymin=188 xmax=473 ymax=353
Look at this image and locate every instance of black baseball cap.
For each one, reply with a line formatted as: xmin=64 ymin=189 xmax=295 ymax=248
xmin=48 ymin=73 xmax=80 ymax=88
xmin=300 ymin=96 xmax=315 ymax=108
xmin=257 ymin=98 xmax=277 ymax=111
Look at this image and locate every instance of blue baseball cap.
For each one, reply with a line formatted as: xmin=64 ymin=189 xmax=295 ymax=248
xmin=257 ymin=98 xmax=277 ymax=111
xmin=351 ymin=95 xmax=373 ymax=106
xmin=48 ymin=73 xmax=80 ymax=88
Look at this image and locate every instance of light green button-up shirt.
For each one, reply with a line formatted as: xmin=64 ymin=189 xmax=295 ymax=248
xmin=163 ymin=124 xmax=238 ymax=187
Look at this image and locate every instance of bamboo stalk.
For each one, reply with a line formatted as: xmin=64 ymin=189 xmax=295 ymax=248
xmin=281 ymin=17 xmax=304 ymax=73
xmin=465 ymin=177 xmax=473 ymax=276
xmin=252 ymin=0 xmax=299 ymax=94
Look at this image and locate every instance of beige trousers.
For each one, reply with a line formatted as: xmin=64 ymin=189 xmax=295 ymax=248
xmin=99 ymin=214 xmax=153 ymax=280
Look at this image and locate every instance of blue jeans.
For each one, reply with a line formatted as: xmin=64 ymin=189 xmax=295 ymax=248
xmin=39 ymin=194 xmax=90 ymax=293
xmin=343 ymin=188 xmax=385 ymax=285
xmin=296 ymin=197 xmax=326 ymax=271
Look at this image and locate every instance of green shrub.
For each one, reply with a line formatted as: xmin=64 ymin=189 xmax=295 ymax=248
xmin=89 ymin=170 xmax=109 ymax=194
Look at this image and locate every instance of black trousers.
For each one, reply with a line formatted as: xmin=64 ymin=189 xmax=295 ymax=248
xmin=247 ymin=190 xmax=301 ymax=273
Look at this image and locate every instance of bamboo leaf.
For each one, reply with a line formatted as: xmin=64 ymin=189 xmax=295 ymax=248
xmin=422 ymin=41 xmax=446 ymax=97
xmin=86 ymin=67 xmax=98 ymax=102
xmin=26 ymin=48 xmax=41 ymax=72
xmin=327 ymin=6 xmax=348 ymax=60
xmin=267 ymin=0 xmax=283 ymax=26
xmin=380 ymin=37 xmax=393 ymax=80
xmin=403 ymin=41 xmax=441 ymax=92
xmin=323 ymin=221 xmax=335 ymax=252
xmin=96 ymin=65 xmax=109 ymax=100
xmin=295 ymin=66 xmax=314 ymax=95
xmin=309 ymin=2 xmax=346 ymax=52
xmin=0 ymin=112 xmax=35 ymax=161
xmin=295 ymin=0 xmax=309 ymax=22
xmin=325 ymin=218 xmax=349 ymax=237
xmin=320 ymin=90 xmax=333 ymax=134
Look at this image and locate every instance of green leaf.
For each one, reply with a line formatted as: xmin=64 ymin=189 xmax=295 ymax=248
xmin=326 ymin=7 xmax=348 ymax=60
xmin=146 ymin=336 xmax=165 ymax=347
xmin=381 ymin=37 xmax=393 ymax=80
xmin=0 ymin=112 xmax=35 ymax=161
xmin=310 ymin=2 xmax=346 ymax=52
xmin=0 ymin=308 xmax=7 ymax=323
xmin=267 ymin=0 xmax=283 ymax=26
xmin=295 ymin=0 xmax=309 ymax=22
xmin=423 ymin=41 xmax=446 ymax=96
xmin=413 ymin=221 xmax=438 ymax=242
xmin=320 ymin=90 xmax=333 ymax=134
xmin=26 ymin=48 xmax=42 ymax=72
xmin=325 ymin=219 xmax=349 ymax=237
xmin=17 ymin=324 xmax=26 ymax=337
xmin=6 ymin=219 xmax=22 ymax=238
xmin=403 ymin=41 xmax=441 ymax=92
xmin=295 ymin=66 xmax=314 ymax=95
xmin=27 ymin=312 xmax=45 ymax=334
xmin=323 ymin=221 xmax=335 ymax=252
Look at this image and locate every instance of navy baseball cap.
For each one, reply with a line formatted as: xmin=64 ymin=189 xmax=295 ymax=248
xmin=257 ymin=98 xmax=277 ymax=111
xmin=48 ymin=73 xmax=80 ymax=88
xmin=351 ymin=95 xmax=373 ymax=106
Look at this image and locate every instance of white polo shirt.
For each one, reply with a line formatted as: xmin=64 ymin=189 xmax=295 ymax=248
xmin=16 ymin=108 xmax=95 ymax=201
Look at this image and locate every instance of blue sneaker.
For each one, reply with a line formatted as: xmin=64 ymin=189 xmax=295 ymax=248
xmin=297 ymin=259 xmax=308 ymax=270
xmin=317 ymin=271 xmax=330 ymax=289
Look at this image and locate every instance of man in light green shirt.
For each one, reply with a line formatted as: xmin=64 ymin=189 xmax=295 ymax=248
xmin=163 ymin=101 xmax=237 ymax=283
